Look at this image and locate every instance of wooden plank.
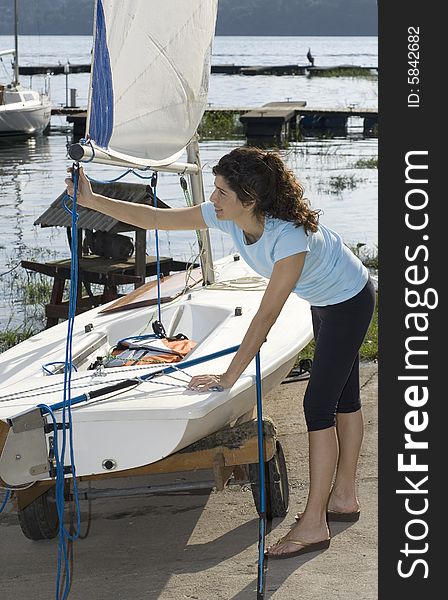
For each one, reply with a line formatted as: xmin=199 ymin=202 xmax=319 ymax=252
xmin=21 ymin=255 xmax=172 ymax=280
xmin=212 ymin=453 xmax=235 ymax=491
xmin=19 ymin=64 xmax=91 ymax=75
xmin=0 ymin=420 xmax=9 ymax=456
xmin=100 ymin=267 xmax=203 ymax=313
xmin=0 ymin=420 xmax=10 ymax=488
xmin=15 ymin=482 xmax=56 ymax=511
xmin=263 ymin=101 xmax=307 ymax=110
xmin=240 ymin=108 xmax=296 ymax=121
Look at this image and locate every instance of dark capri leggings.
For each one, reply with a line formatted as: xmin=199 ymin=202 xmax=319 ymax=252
xmin=303 ymin=278 xmax=376 ymax=432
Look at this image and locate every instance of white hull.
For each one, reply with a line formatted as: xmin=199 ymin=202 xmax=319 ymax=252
xmin=0 ymin=96 xmax=51 ymax=135
xmin=0 ymin=256 xmax=313 ymax=486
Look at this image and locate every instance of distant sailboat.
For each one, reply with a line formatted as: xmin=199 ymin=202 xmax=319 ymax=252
xmin=0 ymin=0 xmax=51 ymax=136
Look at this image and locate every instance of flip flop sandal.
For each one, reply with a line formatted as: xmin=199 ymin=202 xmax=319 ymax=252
xmin=266 ymin=536 xmax=331 ymax=560
xmin=294 ymin=510 xmax=360 ymax=523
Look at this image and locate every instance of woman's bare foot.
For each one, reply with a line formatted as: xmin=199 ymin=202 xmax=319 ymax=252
xmin=327 ymin=487 xmax=360 ymax=515
xmin=266 ymin=517 xmax=329 ymax=558
xmin=294 ymin=490 xmax=360 ymax=522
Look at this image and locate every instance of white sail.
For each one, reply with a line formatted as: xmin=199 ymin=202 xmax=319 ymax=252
xmin=86 ymin=0 xmax=218 ymax=166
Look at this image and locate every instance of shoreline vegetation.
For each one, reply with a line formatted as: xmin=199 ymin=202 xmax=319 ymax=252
xmin=0 ymin=245 xmax=378 ymax=359
xmin=309 ymin=67 xmax=376 ymax=78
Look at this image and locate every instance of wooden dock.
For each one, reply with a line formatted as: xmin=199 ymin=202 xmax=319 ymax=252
xmin=53 ymin=103 xmax=378 ymax=143
xmin=19 ymin=64 xmax=91 ymax=75
xmin=211 ymin=64 xmax=310 ymax=75
xmin=21 ymin=63 xmax=376 ymax=77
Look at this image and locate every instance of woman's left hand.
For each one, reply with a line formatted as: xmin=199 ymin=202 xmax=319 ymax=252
xmin=188 ymin=373 xmax=235 ymax=392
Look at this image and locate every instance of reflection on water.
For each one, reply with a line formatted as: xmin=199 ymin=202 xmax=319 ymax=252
xmin=0 ymin=129 xmax=377 ymax=329
xmin=0 ymin=34 xmax=377 ymax=329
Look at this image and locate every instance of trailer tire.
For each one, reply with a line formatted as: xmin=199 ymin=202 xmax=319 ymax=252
xmin=249 ymin=440 xmax=289 ymax=519
xmin=17 ymin=486 xmax=59 ymax=540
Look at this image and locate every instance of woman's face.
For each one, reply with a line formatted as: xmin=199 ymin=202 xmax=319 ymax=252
xmin=210 ymin=175 xmax=250 ymax=221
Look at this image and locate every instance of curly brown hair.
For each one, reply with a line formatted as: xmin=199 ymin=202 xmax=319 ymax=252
xmin=212 ymin=147 xmax=320 ymax=234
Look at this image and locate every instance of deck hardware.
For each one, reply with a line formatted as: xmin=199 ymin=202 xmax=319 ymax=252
xmin=93 ymin=356 xmax=106 ymax=377
xmin=29 ymin=464 xmax=49 ymax=476
xmin=10 ymin=408 xmax=46 ymax=434
xmin=235 ymin=307 xmax=243 ymax=316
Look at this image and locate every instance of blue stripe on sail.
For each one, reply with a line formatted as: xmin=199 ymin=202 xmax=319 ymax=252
xmin=89 ymin=0 xmax=113 ymax=149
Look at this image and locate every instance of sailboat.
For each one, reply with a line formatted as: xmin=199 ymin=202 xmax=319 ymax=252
xmin=0 ymin=1 xmax=51 ymax=136
xmin=0 ymin=2 xmax=313 ymax=493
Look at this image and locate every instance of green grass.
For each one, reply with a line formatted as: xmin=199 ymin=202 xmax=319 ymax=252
xmin=19 ymin=278 xmax=53 ymax=305
xmin=0 ymin=246 xmax=57 ymax=340
xmin=310 ymin=67 xmax=376 ymax=78
xmin=348 ymin=243 xmax=378 ymax=271
xmin=353 ymin=158 xmax=378 ymax=169
xmin=0 ymin=326 xmax=36 ymax=353
xmin=328 ymin=174 xmax=362 ymax=192
xmin=297 ymin=291 xmax=378 ymax=364
xmin=198 ymin=111 xmax=244 ymax=139
xmin=296 ymin=246 xmax=378 ymax=364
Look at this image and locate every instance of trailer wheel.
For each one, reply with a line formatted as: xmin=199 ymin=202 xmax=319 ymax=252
xmin=17 ymin=486 xmax=59 ymax=540
xmin=249 ymin=440 xmax=289 ymax=519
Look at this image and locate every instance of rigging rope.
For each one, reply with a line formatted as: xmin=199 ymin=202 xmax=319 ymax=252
xmin=150 ymin=172 xmax=162 ymax=324
xmin=255 ymin=351 xmax=267 ymax=598
xmin=0 ymin=489 xmax=10 ymax=514
xmin=49 ymin=163 xmax=82 ymax=600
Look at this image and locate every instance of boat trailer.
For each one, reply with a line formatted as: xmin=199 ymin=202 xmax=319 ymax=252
xmin=9 ymin=417 xmax=289 ymax=540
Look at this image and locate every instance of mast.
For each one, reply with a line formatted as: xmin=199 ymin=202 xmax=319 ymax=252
xmin=13 ymin=0 xmax=19 ymax=86
xmin=186 ymin=137 xmax=215 ymax=286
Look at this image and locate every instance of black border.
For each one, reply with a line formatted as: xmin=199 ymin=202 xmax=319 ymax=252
xmin=379 ymin=2 xmax=443 ymax=596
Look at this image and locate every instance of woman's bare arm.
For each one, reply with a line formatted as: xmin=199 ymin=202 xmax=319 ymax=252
xmin=65 ymin=166 xmax=207 ymax=231
xmin=188 ymin=252 xmax=307 ymax=391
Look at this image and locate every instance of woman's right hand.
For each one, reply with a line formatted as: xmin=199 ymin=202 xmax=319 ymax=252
xmin=65 ymin=166 xmax=95 ymax=209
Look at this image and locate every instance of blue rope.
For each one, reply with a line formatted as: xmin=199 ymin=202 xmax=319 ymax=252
xmin=151 ymin=172 xmax=162 ymax=324
xmin=42 ymin=362 xmax=78 ymax=376
xmin=63 ymin=166 xmax=82 ymax=541
xmin=80 ymin=166 xmax=163 ymax=325
xmin=115 ymin=334 xmax=158 ymax=347
xmin=255 ymin=351 xmax=267 ymax=598
xmin=41 ymin=344 xmax=241 ymax=414
xmin=129 ymin=170 xmax=153 ymax=180
xmin=85 ymin=169 xmax=153 ymax=186
xmin=86 ymin=169 xmax=133 ymax=184
xmin=37 ymin=403 xmax=69 ymax=599
xmin=0 ymin=489 xmax=10 ymax=514
xmin=44 ymin=165 xmax=83 ymax=600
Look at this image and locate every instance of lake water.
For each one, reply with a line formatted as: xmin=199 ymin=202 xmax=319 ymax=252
xmin=0 ymin=36 xmax=378 ymax=329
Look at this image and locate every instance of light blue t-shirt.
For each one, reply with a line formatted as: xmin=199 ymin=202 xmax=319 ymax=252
xmin=201 ymin=201 xmax=368 ymax=306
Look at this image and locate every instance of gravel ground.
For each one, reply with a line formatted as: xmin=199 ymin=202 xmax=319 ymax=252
xmin=0 ymin=361 xmax=378 ymax=600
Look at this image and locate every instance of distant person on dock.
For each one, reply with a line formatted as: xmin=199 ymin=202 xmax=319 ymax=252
xmin=307 ymin=47 xmax=315 ymax=67
xmin=66 ymin=147 xmax=375 ymax=560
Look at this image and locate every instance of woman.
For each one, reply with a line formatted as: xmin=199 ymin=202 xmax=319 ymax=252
xmin=65 ymin=147 xmax=375 ymax=560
